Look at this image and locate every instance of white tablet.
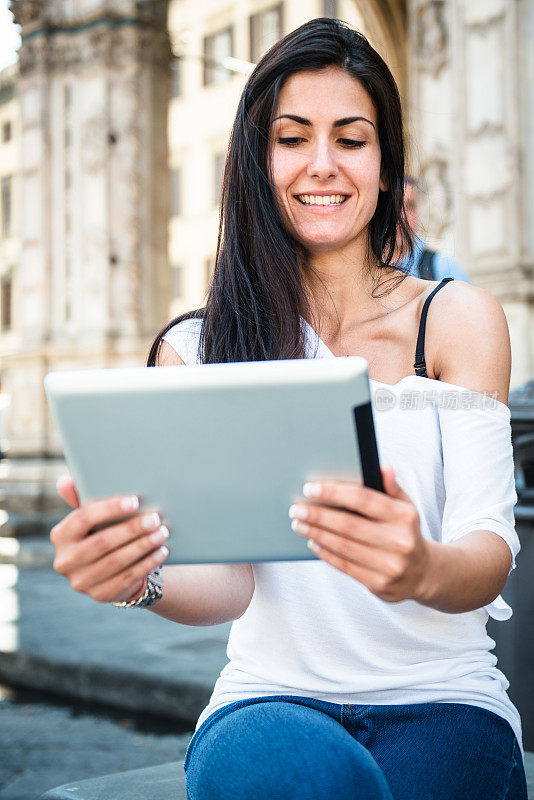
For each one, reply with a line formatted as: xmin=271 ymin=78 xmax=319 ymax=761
xmin=44 ymin=357 xmax=382 ymax=564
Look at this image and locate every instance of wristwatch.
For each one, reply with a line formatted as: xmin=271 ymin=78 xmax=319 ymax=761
xmin=112 ymin=567 xmax=164 ymax=609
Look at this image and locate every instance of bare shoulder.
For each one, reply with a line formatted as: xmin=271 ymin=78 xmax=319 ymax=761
xmin=156 ymin=340 xmax=186 ymax=367
xmin=427 ymin=280 xmax=511 ymax=405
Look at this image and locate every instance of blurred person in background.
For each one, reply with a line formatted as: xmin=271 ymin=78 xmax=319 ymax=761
xmin=49 ymin=18 xmax=525 ymax=800
xmin=400 ymin=176 xmax=471 ymax=283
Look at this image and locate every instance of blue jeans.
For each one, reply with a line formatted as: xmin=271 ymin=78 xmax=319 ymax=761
xmin=184 ymin=695 xmax=527 ymax=799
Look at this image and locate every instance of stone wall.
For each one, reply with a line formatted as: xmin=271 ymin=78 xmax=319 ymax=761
xmin=408 ymin=0 xmax=534 ymax=389
xmin=2 ymin=0 xmax=171 ymax=455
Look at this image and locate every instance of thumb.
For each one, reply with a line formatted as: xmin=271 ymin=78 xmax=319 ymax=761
xmin=56 ymin=475 xmax=80 ymax=508
xmin=381 ymin=465 xmax=410 ymax=502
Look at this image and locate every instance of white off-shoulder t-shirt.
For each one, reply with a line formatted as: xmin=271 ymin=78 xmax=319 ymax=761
xmin=163 ymin=317 xmax=522 ymax=751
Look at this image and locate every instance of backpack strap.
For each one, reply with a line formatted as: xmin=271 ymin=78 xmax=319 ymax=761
xmin=417 ymin=248 xmax=437 ymax=280
xmin=414 ymin=277 xmax=455 ymax=377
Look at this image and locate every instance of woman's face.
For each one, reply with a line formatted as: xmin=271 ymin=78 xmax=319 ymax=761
xmin=270 ymin=66 xmax=386 ymax=256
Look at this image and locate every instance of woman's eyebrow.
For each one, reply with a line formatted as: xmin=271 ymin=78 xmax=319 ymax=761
xmin=334 ymin=116 xmax=375 ymax=129
xmin=273 ymin=113 xmax=375 ymax=129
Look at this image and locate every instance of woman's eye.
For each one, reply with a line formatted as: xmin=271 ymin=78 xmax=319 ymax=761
xmin=277 ymin=137 xmax=304 ymax=146
xmin=338 ymin=139 xmax=366 ymax=148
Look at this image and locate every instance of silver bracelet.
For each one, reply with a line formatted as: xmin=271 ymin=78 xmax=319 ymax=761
xmin=112 ymin=567 xmax=163 ymax=609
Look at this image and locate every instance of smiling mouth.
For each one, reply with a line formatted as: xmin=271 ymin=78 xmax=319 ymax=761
xmin=296 ymin=194 xmax=350 ymax=206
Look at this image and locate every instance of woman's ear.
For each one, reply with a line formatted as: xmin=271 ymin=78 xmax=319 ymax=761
xmin=379 ymin=165 xmax=388 ymax=192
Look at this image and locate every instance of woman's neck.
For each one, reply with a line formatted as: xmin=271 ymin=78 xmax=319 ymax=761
xmin=303 ymin=246 xmax=389 ymax=334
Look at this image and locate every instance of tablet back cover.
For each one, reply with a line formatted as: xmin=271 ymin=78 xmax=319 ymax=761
xmin=45 ymin=359 xmax=379 ymax=564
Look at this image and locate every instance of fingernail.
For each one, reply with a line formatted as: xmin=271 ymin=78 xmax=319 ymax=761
xmin=120 ymin=495 xmax=139 ymax=512
xmin=150 ymin=525 xmax=169 ymax=543
xmin=307 ymin=539 xmax=319 ymax=553
xmin=303 ymin=483 xmax=321 ymax=498
xmin=160 ymin=545 xmax=169 ymax=558
xmin=291 ymin=518 xmax=309 ymax=534
xmin=141 ymin=512 xmax=161 ymax=531
xmin=289 ymin=504 xmax=308 ymax=520
xmin=56 ymin=474 xmax=70 ymax=490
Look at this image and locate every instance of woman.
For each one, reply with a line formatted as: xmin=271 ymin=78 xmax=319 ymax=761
xmin=52 ymin=19 xmax=527 ymax=799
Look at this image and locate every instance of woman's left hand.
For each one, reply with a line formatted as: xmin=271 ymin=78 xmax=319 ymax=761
xmin=289 ymin=465 xmax=431 ymax=603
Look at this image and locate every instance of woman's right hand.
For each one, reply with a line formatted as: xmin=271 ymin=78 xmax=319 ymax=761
xmin=51 ymin=476 xmax=169 ymax=603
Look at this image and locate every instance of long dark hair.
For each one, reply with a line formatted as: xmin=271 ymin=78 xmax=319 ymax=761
xmin=147 ymin=18 xmax=412 ymax=367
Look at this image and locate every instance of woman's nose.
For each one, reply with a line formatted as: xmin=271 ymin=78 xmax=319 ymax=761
xmin=306 ymin=142 xmax=339 ymax=180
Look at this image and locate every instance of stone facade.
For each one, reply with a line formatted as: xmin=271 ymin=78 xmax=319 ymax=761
xmin=1 ymin=0 xmax=171 ymax=455
xmin=407 ymin=0 xmax=534 ymax=389
xmin=0 ymin=63 xmax=20 ymax=455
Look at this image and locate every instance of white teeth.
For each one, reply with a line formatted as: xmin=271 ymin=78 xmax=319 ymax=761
xmin=297 ymin=194 xmax=347 ymax=206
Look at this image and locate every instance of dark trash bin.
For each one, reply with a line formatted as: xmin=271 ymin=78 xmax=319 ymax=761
xmin=487 ymin=380 xmax=534 ymax=750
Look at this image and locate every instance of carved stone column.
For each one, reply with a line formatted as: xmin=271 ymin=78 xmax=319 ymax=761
xmin=408 ymin=0 xmax=534 ymax=387
xmin=3 ymin=0 xmax=171 ymax=455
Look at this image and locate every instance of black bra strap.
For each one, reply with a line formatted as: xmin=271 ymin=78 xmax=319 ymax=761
xmin=414 ymin=277 xmax=454 ymax=378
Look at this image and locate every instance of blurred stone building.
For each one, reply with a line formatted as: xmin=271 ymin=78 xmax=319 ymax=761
xmin=0 ymin=0 xmax=534 ymax=462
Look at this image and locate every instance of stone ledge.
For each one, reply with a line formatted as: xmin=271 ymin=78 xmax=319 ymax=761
xmin=39 ymin=761 xmax=186 ymax=800
xmin=38 ymin=753 xmax=534 ymax=799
